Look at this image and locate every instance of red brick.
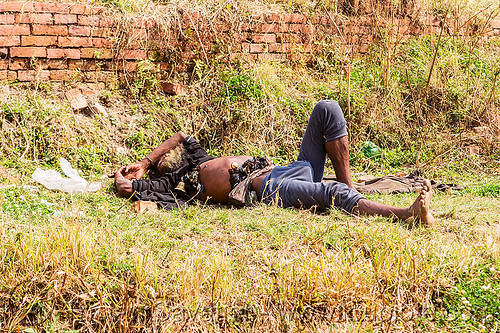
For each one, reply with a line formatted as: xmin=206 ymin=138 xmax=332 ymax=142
xmin=132 ymin=19 xmax=154 ymax=29
xmin=81 ymin=48 xmax=113 ymax=59
xmin=9 ymin=58 xmax=27 ymax=70
xmin=269 ymin=43 xmax=291 ymax=53
xmin=68 ymin=59 xmax=96 ymax=70
xmin=91 ymin=27 xmax=115 ymax=38
xmin=117 ymin=50 xmax=147 ymax=60
xmin=0 ymin=25 xmax=30 ymax=36
xmin=69 ymin=26 xmax=91 ymax=36
xmin=46 ymin=48 xmax=80 ymax=59
xmin=33 ymin=3 xmax=70 ymax=13
xmin=54 ymin=14 xmax=77 ymax=25
xmin=32 ymin=24 xmax=68 ymax=36
xmin=252 ymin=34 xmax=276 ymax=43
xmin=260 ymin=24 xmax=280 ymax=33
xmin=92 ymin=37 xmax=112 ymax=48
xmin=82 ymin=70 xmax=115 ymax=83
xmin=266 ymin=14 xmax=282 ymax=24
xmin=311 ymin=16 xmax=327 ymax=25
xmin=49 ymin=70 xmax=74 ymax=81
xmin=0 ymin=36 xmax=20 ymax=47
xmin=132 ymin=28 xmax=147 ymax=39
xmin=10 ymin=47 xmax=46 ymax=58
xmin=69 ymin=4 xmax=87 ymax=14
xmin=22 ymin=36 xmax=57 ymax=47
xmin=0 ymin=2 xmax=34 ymax=12
xmin=87 ymin=6 xmax=105 ymax=15
xmin=78 ymin=15 xmax=99 ymax=26
xmin=0 ymin=14 xmax=15 ymax=24
xmin=249 ymin=44 xmax=267 ymax=53
xmin=99 ymin=17 xmax=114 ymax=27
xmin=258 ymin=53 xmax=286 ymax=62
xmin=241 ymin=42 xmax=250 ymax=53
xmin=161 ymin=82 xmax=185 ymax=95
xmin=0 ymin=70 xmax=17 ymax=81
xmin=18 ymin=70 xmax=50 ymax=81
xmin=58 ymin=37 xmax=92 ymax=47
xmin=15 ymin=13 xmax=53 ymax=24
xmin=289 ymin=14 xmax=307 ymax=24
xmin=244 ymin=54 xmax=258 ymax=61
xmin=0 ymin=60 xmax=8 ymax=70
xmin=42 ymin=59 xmax=68 ymax=69
xmin=359 ymin=43 xmax=370 ymax=53
xmin=115 ymin=61 xmax=138 ymax=71
xmin=492 ymin=20 xmax=500 ymax=29
xmin=288 ymin=24 xmax=303 ymax=33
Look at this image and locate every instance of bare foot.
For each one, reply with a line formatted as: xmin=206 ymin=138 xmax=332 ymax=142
xmin=409 ymin=179 xmax=434 ymax=226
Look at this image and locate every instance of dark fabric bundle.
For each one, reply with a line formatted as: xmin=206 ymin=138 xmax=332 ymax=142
xmin=131 ymin=136 xmax=215 ymax=210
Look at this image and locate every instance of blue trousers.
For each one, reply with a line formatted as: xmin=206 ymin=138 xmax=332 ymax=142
xmin=260 ymin=100 xmax=365 ymax=213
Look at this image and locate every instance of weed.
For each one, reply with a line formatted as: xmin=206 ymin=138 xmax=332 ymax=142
xmin=433 ymin=265 xmax=500 ymax=331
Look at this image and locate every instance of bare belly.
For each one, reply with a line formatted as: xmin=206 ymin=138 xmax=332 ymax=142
xmin=197 ymin=156 xmax=252 ymax=203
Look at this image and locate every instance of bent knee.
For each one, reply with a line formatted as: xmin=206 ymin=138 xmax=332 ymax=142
xmin=313 ymin=100 xmax=345 ymax=122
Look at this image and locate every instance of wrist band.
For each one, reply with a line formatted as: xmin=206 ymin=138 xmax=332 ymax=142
xmin=145 ymin=155 xmax=154 ymax=165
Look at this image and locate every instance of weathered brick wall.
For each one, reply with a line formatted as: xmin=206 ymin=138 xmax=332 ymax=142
xmin=0 ymin=1 xmax=498 ymax=83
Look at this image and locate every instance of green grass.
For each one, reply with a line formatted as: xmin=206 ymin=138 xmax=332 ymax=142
xmin=0 ymin=181 xmax=499 ymax=331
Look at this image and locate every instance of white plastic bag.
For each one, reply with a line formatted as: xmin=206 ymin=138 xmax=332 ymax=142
xmin=32 ymin=158 xmax=102 ymax=193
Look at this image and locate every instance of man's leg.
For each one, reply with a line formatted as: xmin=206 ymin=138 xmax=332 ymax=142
xmin=352 ymin=180 xmax=435 ymax=226
xmin=325 ymin=136 xmax=356 ymax=188
xmin=298 ymin=100 xmax=355 ymax=187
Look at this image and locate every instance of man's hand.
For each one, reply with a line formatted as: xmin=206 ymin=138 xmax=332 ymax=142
xmin=109 ymin=161 xmax=149 ymax=180
xmin=114 ymin=168 xmax=134 ymax=197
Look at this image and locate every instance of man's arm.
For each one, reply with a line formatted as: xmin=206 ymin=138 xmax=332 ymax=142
xmin=111 ymin=131 xmax=187 ymax=180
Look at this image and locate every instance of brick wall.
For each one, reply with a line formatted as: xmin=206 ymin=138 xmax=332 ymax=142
xmin=0 ymin=1 xmax=498 ymax=83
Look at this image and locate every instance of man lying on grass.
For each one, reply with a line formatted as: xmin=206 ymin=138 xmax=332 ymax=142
xmin=112 ymin=100 xmax=434 ymax=226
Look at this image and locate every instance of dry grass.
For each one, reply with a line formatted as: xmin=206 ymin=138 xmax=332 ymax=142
xmin=0 ymin=184 xmax=499 ymax=331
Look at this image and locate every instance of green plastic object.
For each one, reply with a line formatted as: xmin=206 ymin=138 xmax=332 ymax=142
xmin=363 ymin=141 xmax=381 ymax=158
